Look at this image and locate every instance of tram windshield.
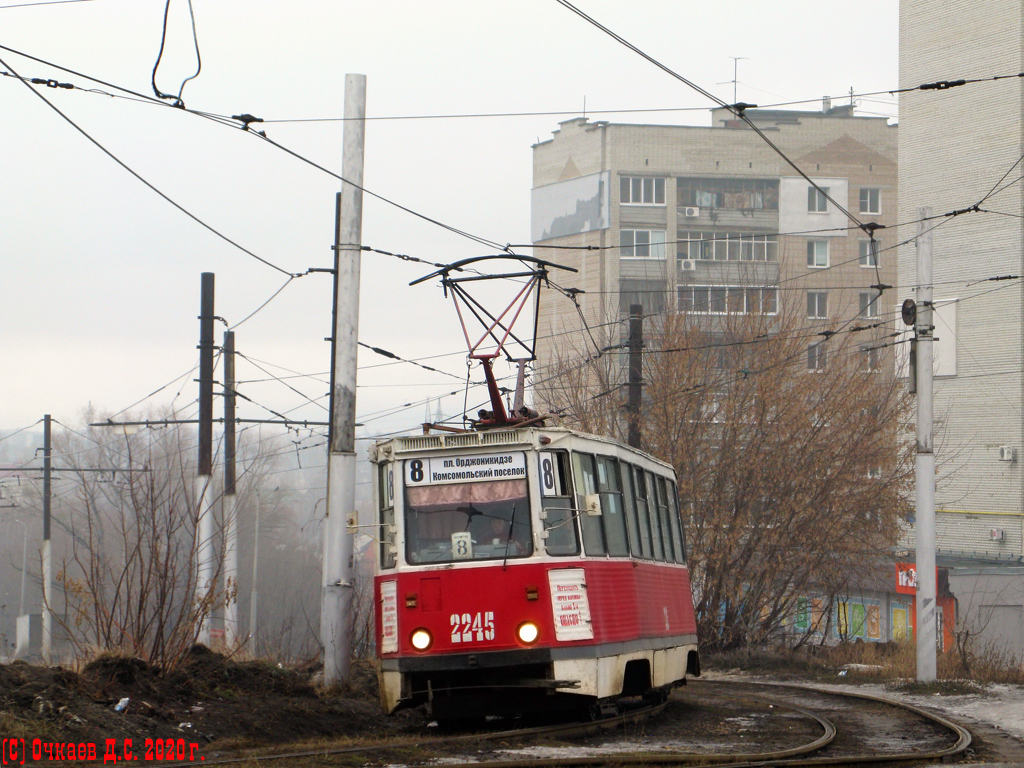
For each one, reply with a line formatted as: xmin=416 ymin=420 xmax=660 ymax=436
xmin=405 ymin=479 xmax=532 ymax=563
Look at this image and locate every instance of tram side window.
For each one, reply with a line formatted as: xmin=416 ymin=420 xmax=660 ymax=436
xmin=378 ymin=463 xmax=397 ymax=569
xmin=642 ymin=471 xmax=666 ymax=561
xmin=596 ymin=456 xmax=629 ymax=557
xmin=572 ymin=453 xmax=607 ymax=556
xmin=654 ymin=475 xmax=677 ymax=562
xmin=539 ymin=451 xmax=580 ymax=556
xmin=629 ymin=465 xmax=655 ymax=559
xmin=620 ymin=464 xmax=646 ymax=559
xmin=666 ymin=478 xmax=687 ymax=563
xmin=658 ymin=476 xmax=685 ymax=563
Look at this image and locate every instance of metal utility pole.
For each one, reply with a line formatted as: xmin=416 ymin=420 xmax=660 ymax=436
xmin=223 ymin=330 xmax=239 ymax=649
xmin=42 ymin=413 xmax=52 ymax=664
xmin=626 ymin=304 xmax=643 ymax=448
xmin=322 ymin=73 xmax=365 ymax=687
xmin=195 ymin=272 xmax=215 ymax=646
xmin=915 ymin=208 xmax=937 ymax=682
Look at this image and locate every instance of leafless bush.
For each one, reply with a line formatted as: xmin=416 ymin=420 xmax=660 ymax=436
xmin=47 ymin=416 xmax=224 ymax=670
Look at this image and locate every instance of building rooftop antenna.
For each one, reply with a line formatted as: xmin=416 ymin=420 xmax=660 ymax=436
xmin=717 ymin=56 xmax=748 ymax=105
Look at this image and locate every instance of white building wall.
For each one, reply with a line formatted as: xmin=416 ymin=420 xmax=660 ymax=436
xmin=902 ymin=511 xmax=1024 ymax=555
xmin=778 ymin=177 xmax=849 ymax=237
xmin=899 ymin=0 xmax=1024 ymax=546
xmin=947 ymin=568 xmax=1024 ymax=660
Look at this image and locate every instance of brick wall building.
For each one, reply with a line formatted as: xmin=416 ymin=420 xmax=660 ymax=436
xmin=530 ymin=105 xmax=898 ymax=397
xmin=899 ymin=0 xmax=1024 ymax=652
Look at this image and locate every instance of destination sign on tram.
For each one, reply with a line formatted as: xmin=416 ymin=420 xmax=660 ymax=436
xmin=405 ymin=452 xmax=527 ymax=486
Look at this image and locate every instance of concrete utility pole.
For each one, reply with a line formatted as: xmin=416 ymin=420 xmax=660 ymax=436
xmin=195 ymin=272 xmax=215 ymax=646
xmin=322 ymin=73 xmax=365 ymax=687
xmin=249 ymin=490 xmax=260 ymax=654
xmin=41 ymin=414 xmax=51 ymax=664
xmin=15 ymin=518 xmax=28 ymax=617
xmin=223 ymin=330 xmax=239 ymax=649
xmin=626 ymin=304 xmax=643 ymax=449
xmin=915 ymin=208 xmax=937 ymax=682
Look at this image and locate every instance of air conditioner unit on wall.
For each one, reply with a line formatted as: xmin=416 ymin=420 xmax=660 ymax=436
xmin=683 ymin=206 xmax=700 ymax=217
xmin=991 ymin=528 xmax=1006 ymax=542
xmin=679 ymin=258 xmax=696 ymax=272
xmin=999 ymin=445 xmax=1016 ymax=462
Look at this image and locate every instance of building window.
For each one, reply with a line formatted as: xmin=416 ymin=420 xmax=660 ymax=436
xmin=620 ymin=279 xmax=666 ymax=316
xmin=807 ymin=240 xmax=829 ymax=268
xmin=620 ymin=229 xmax=666 ymax=259
xmin=678 ymin=285 xmax=778 ymax=315
xmin=677 ymin=177 xmax=779 ymax=210
xmin=859 ymin=239 xmax=878 ymax=267
xmin=861 ymin=344 xmax=881 ymax=372
xmin=808 ymin=342 xmax=827 ymax=371
xmin=860 ymin=188 xmax=881 ymax=214
xmin=621 ymin=176 xmax=665 ymax=205
xmin=807 ymin=291 xmax=828 ymax=319
xmin=678 ymin=231 xmax=778 ymax=262
xmin=859 ymin=291 xmax=879 ymax=318
xmin=807 ymin=186 xmax=829 ymax=213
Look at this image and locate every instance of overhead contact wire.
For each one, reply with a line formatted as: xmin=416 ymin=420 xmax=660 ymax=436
xmin=0 ymin=53 xmax=298 ymax=278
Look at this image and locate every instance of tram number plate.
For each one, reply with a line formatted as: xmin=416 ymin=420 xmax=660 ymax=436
xmin=450 ymin=612 xmax=495 ymax=643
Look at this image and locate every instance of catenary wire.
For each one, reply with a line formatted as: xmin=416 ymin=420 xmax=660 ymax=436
xmin=234 ymin=352 xmax=329 ymax=413
xmin=0 ymin=53 xmax=299 ymax=278
xmin=0 ymin=0 xmax=96 ymax=8
xmin=151 ymin=0 xmax=201 ymax=107
xmin=552 ymin=0 xmax=865 ymax=233
xmin=0 ymin=420 xmax=43 ymax=445
xmin=0 ymin=44 xmax=508 ymax=254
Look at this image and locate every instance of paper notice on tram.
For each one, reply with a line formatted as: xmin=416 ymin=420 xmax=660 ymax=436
xmin=548 ymin=568 xmax=594 ymax=641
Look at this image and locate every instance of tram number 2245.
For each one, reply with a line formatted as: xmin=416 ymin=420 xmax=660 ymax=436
xmin=450 ymin=612 xmax=495 ymax=643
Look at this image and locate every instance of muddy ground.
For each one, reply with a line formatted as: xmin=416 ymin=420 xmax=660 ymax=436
xmin=0 ymin=646 xmax=426 ymax=754
xmin=6 ymin=650 xmax=1024 ymax=767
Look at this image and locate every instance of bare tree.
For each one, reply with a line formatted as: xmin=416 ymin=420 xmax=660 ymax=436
xmin=538 ymin=299 xmax=913 ymax=651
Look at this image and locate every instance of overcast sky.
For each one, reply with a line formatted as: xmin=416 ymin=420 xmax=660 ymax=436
xmin=1 ymin=0 xmax=899 ymax=440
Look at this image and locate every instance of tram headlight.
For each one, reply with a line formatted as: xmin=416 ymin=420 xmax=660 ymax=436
xmin=410 ymin=628 xmax=433 ymax=651
xmin=517 ymin=621 xmax=539 ymax=645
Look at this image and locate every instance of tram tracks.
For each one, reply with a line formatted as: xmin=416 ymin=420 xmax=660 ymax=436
xmin=146 ymin=679 xmax=972 ymax=768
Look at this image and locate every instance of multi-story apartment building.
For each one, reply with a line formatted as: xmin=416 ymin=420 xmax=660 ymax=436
xmin=900 ymin=0 xmax=1024 ymax=654
xmin=531 ymin=105 xmax=898 ymax=384
xmin=529 ymin=106 xmax=907 ymax=648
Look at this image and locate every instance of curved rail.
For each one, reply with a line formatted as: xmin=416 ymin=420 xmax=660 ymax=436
xmin=469 ymin=688 xmax=836 ymax=768
xmin=144 ymin=679 xmax=972 ymax=768
xmin=695 ymin=679 xmax=972 ymax=767
xmin=143 ymin=700 xmax=672 ymax=768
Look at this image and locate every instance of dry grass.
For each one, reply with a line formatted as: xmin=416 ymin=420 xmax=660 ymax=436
xmin=705 ymin=639 xmax=1024 ymax=688
xmin=0 ymin=711 xmax=59 ymax=742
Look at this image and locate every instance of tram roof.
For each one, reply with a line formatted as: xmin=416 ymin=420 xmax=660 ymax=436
xmin=370 ymin=426 xmax=673 ymax=471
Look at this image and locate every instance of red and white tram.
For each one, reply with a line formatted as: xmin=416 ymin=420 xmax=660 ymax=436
xmin=371 ymin=425 xmax=701 ymax=719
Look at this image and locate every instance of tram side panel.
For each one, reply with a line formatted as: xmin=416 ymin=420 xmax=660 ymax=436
xmin=553 ymin=561 xmax=698 ymax=699
xmin=375 ymin=559 xmax=698 ymax=710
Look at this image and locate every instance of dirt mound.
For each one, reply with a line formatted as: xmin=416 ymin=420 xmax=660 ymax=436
xmin=0 ymin=651 xmax=424 ymax=753
xmin=170 ymin=645 xmax=317 ymax=699
xmin=81 ymin=655 xmax=167 ymax=703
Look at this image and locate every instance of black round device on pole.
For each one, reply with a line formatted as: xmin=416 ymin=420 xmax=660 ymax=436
xmin=901 ymin=298 xmax=917 ymax=327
